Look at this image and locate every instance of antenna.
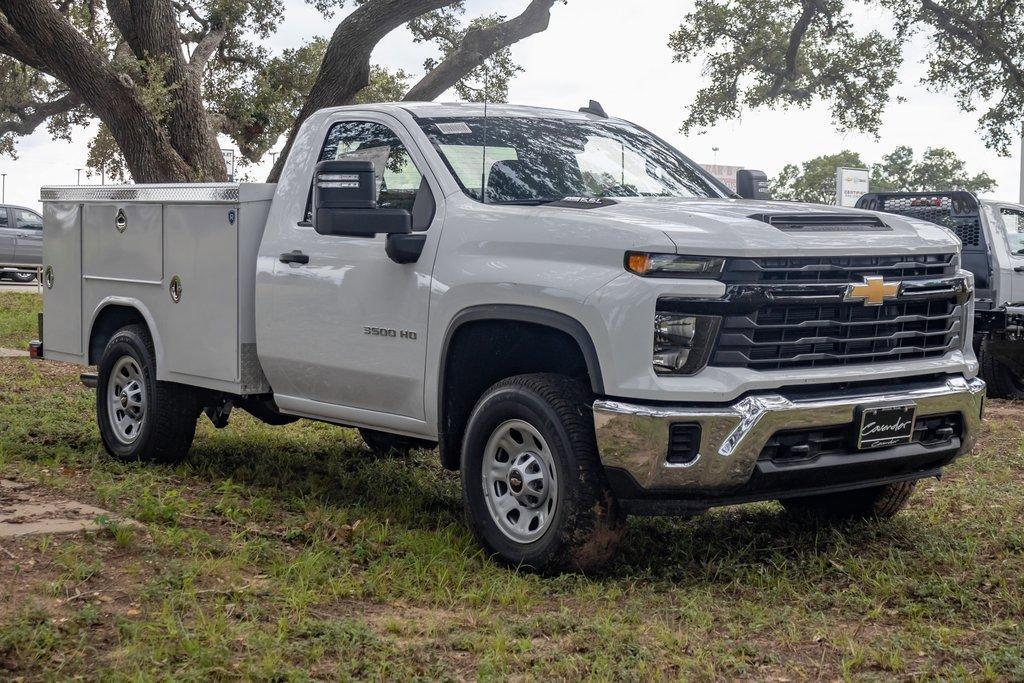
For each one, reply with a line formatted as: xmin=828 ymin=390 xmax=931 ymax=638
xmin=480 ymin=74 xmax=489 ymax=204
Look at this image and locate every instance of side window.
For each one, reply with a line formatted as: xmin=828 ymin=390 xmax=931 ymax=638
xmin=1001 ymin=208 xmax=1024 ymax=255
xmin=319 ymin=121 xmax=423 ymax=212
xmin=0 ymin=208 xmax=8 ymax=229
xmin=15 ymin=210 xmax=42 ymax=231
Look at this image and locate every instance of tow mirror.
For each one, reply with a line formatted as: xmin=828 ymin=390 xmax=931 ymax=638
xmin=736 ymin=169 xmax=772 ymax=200
xmin=313 ymin=159 xmax=411 ymax=237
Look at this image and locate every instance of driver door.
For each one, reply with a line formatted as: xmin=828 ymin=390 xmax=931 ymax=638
xmin=999 ymin=206 xmax=1024 ymax=301
xmin=258 ymin=116 xmax=442 ymax=424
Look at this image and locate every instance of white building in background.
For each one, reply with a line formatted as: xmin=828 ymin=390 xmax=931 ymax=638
xmin=700 ymin=164 xmax=742 ymax=193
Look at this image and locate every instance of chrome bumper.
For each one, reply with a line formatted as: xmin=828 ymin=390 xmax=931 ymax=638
xmin=592 ymin=376 xmax=986 ymax=493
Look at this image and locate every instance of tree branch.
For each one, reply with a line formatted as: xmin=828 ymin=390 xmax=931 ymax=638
xmin=918 ymin=0 xmax=1024 ymax=92
xmin=189 ymin=25 xmax=225 ymax=74
xmin=268 ymin=0 xmax=458 ymax=182
xmin=0 ymin=12 xmax=50 ymax=71
xmin=764 ymin=0 xmax=823 ymax=99
xmin=0 ymin=92 xmax=82 ymax=137
xmin=403 ymin=0 xmax=558 ymax=102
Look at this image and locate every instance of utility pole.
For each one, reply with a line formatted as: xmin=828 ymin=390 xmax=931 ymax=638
xmin=1 ymin=173 xmax=5 ymax=203
xmin=76 ymin=168 xmax=82 ymax=185
xmin=1019 ymin=133 xmax=1023 ymax=203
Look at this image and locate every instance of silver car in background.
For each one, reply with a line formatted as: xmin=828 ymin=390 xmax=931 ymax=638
xmin=0 ymin=204 xmax=43 ymax=282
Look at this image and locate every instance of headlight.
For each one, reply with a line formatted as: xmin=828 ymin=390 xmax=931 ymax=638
xmin=626 ymin=252 xmax=725 ymax=278
xmin=950 ymin=251 xmax=961 ymax=272
xmin=653 ymin=313 xmax=720 ymax=375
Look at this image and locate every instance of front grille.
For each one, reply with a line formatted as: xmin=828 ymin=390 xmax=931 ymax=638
xmin=721 ymin=253 xmax=956 ymax=284
xmin=760 ymin=413 xmax=963 ymax=464
xmin=712 ymin=297 xmax=963 ymax=371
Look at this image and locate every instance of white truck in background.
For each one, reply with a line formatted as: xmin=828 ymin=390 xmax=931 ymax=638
xmin=34 ymin=102 xmax=985 ymax=571
xmin=857 ymin=191 xmax=1024 ymax=399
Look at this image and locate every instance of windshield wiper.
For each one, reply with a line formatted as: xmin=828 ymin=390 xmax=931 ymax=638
xmin=487 ymin=198 xmax=563 ymax=206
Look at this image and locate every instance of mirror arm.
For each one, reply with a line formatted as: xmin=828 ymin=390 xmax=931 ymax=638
xmin=386 ymin=233 xmax=427 ymax=264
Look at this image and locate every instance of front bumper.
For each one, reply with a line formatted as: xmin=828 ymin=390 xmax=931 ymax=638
xmin=593 ymin=375 xmax=986 ymax=508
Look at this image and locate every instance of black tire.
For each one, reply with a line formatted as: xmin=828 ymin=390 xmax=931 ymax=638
xmin=357 ymin=428 xmax=433 ymax=458
xmin=460 ymin=374 xmax=625 ymax=572
xmin=978 ymin=348 xmax=1024 ymax=399
xmin=780 ymin=481 xmax=916 ymax=521
xmin=10 ymin=271 xmax=35 ymax=283
xmin=96 ymin=324 xmax=201 ymax=463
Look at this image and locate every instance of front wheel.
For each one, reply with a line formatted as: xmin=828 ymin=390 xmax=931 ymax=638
xmin=780 ymin=481 xmax=916 ymax=521
xmin=461 ymin=374 xmax=625 ymax=572
xmin=978 ymin=348 xmax=1024 ymax=399
xmin=96 ymin=324 xmax=201 ymax=463
xmin=9 ymin=270 xmax=36 ymax=283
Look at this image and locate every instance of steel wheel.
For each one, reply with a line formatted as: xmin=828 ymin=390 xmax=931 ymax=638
xmin=481 ymin=419 xmax=558 ymax=544
xmin=107 ymin=355 xmax=146 ymax=444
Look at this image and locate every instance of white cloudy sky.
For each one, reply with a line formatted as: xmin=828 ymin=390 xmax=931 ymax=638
xmin=3 ymin=0 xmax=1021 ymax=210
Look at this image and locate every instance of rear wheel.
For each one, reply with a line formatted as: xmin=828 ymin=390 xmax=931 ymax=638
xmin=461 ymin=374 xmax=625 ymax=572
xmin=96 ymin=325 xmax=200 ymax=463
xmin=9 ymin=270 xmax=35 ymax=283
xmin=978 ymin=349 xmax=1024 ymax=399
xmin=780 ymin=481 xmax=916 ymax=521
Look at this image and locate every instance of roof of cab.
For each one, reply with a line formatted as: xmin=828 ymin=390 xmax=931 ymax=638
xmin=325 ymin=101 xmax=618 ymax=122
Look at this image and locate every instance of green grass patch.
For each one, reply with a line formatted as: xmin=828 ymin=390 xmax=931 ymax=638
xmin=1 ymin=293 xmax=1023 ymax=677
xmin=0 ymin=291 xmax=40 ymax=349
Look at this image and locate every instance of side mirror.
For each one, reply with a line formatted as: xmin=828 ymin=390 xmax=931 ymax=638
xmin=313 ymin=159 xmax=412 ymax=237
xmin=736 ymin=169 xmax=772 ymax=200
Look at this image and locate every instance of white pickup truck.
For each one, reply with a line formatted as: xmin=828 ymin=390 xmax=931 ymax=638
xmin=35 ymin=102 xmax=985 ymax=571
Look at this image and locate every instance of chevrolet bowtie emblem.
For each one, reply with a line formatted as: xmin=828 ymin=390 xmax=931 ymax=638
xmin=844 ymin=276 xmax=901 ymax=306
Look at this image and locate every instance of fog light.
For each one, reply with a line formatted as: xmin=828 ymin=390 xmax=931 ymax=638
xmin=653 ymin=313 xmax=719 ymax=375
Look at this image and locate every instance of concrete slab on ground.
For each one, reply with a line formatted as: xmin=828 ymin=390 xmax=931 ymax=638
xmin=0 ymin=479 xmax=137 ymax=539
xmin=0 ymin=348 xmax=29 ymax=358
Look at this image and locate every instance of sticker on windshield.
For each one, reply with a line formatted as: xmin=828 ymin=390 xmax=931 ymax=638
xmin=436 ymin=122 xmax=473 ymax=135
xmin=546 ymin=197 xmax=618 ymax=210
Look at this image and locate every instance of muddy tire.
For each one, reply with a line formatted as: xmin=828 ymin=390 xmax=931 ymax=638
xmin=358 ymin=428 xmax=433 ymax=458
xmin=978 ymin=348 xmax=1024 ymax=399
xmin=780 ymin=481 xmax=916 ymax=521
xmin=96 ymin=324 xmax=201 ymax=463
xmin=461 ymin=374 xmax=625 ymax=572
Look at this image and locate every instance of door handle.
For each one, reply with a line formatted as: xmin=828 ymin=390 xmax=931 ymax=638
xmin=279 ymin=250 xmax=310 ymax=265
xmin=1015 ymin=266 xmax=1024 ymax=273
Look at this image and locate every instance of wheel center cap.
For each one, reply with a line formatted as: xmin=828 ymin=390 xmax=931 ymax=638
xmin=120 ymin=395 xmax=129 ymax=408
xmin=508 ymin=469 xmax=524 ymax=493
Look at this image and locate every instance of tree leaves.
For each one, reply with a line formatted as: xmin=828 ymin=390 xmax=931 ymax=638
xmin=670 ymin=0 xmax=1024 ymax=154
xmin=772 ymin=146 xmax=997 ymax=203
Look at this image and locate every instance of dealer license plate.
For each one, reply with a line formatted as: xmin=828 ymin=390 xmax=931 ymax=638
xmin=856 ymin=404 xmax=917 ymax=449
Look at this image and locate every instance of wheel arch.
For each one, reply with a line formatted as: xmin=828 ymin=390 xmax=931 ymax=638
xmin=436 ymin=304 xmax=604 ymax=470
xmin=87 ymin=298 xmax=163 ymax=369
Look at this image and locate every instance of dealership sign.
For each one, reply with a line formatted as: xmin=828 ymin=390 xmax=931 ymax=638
xmin=836 ymin=167 xmax=869 ymax=207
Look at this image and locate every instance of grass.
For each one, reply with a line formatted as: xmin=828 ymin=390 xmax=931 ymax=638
xmin=0 ymin=291 xmax=40 ymax=349
xmin=2 ymin=296 xmax=1023 ymax=679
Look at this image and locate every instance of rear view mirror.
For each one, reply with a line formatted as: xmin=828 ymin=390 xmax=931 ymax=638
xmin=313 ymin=159 xmax=412 ymax=237
xmin=736 ymin=170 xmax=772 ymax=200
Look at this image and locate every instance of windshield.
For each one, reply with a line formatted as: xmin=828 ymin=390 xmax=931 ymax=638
xmin=418 ymin=116 xmax=726 ymax=204
xmin=999 ymin=206 xmax=1024 ymax=254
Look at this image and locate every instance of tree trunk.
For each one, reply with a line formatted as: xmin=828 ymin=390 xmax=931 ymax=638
xmin=267 ymin=0 xmax=457 ymax=182
xmin=107 ymin=0 xmax=226 ymax=181
xmin=1 ymin=0 xmax=195 ymax=182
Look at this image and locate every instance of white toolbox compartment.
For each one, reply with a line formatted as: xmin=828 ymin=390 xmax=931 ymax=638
xmin=40 ymin=184 xmax=276 ymax=395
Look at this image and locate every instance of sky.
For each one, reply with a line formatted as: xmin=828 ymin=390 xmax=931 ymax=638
xmin=2 ymin=0 xmax=1022 ymax=210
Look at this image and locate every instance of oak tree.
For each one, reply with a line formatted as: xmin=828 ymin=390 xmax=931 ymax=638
xmin=670 ymin=0 xmax=1024 ymax=154
xmin=0 ymin=0 xmax=559 ymax=183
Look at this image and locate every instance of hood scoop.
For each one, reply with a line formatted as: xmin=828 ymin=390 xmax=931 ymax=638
xmin=749 ymin=213 xmax=892 ymax=233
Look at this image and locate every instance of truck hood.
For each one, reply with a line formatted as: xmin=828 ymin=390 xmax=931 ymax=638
xmin=547 ymin=197 xmax=960 ymax=256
